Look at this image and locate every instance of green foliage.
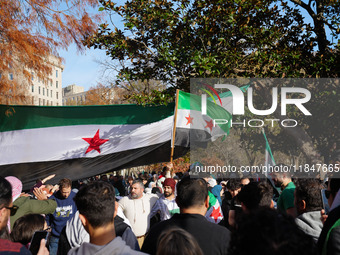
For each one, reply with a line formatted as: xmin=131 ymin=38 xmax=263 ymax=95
xmin=125 ymin=89 xmax=174 ymax=106
xmin=86 ymin=0 xmax=340 ymax=164
xmin=87 ymin=0 xmax=340 ymax=90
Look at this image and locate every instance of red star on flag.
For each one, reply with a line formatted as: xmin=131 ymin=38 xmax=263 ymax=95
xmin=82 ymin=129 xmax=109 ymax=154
xmin=185 ymin=114 xmax=193 ymax=125
xmin=205 ymin=119 xmax=214 ymax=132
xmin=211 ymin=206 xmax=222 ymax=223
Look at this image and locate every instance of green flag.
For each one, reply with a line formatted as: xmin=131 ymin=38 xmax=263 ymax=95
xmin=174 ymin=90 xmax=232 ymax=147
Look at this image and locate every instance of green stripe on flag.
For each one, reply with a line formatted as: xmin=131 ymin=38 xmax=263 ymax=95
xmin=178 ymin=91 xmax=201 ymax=111
xmin=208 ymin=191 xmax=217 ymax=210
xmin=177 ymin=91 xmax=232 ymax=134
xmin=0 ymin=103 xmax=175 ymax=132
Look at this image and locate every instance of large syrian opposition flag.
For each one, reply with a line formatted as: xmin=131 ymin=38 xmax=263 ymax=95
xmin=0 ymin=104 xmax=187 ymax=190
xmin=174 ymin=90 xmax=232 ymax=148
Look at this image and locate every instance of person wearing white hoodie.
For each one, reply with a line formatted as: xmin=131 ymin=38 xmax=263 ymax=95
xmin=57 ymin=208 xmax=139 ymax=254
xmin=68 ymin=181 xmax=146 ymax=255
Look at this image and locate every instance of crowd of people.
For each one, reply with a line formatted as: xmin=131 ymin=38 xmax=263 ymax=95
xmin=0 ymin=151 xmax=340 ymax=255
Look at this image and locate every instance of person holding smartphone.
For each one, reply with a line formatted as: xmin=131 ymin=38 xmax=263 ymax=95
xmin=28 ymin=230 xmax=50 ymax=255
xmin=0 ymin=176 xmax=49 ymax=255
xmin=10 ymin=214 xmax=49 ymax=247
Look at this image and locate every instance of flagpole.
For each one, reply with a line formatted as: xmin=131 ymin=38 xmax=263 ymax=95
xmin=262 ymin=128 xmax=276 ymax=166
xmin=262 ymin=128 xmax=278 ymax=192
xmin=170 ymin=89 xmax=180 ymax=172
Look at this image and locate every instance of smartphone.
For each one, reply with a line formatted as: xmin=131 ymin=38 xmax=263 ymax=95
xmin=28 ymin=231 xmax=50 ymax=255
xmin=321 ymin=189 xmax=330 ymax=215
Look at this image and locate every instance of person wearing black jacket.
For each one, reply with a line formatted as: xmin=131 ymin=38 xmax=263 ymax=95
xmin=142 ymin=177 xmax=230 ymax=255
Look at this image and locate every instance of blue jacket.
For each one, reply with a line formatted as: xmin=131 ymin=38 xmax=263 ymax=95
xmin=46 ymin=191 xmax=77 ymax=237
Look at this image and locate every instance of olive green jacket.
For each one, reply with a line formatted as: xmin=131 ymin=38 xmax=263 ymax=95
xmin=10 ymin=196 xmax=57 ymax=230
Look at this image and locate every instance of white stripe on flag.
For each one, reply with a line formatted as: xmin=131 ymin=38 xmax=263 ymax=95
xmin=177 ymin=109 xmax=226 ymax=137
xmin=0 ymin=116 xmax=174 ymax=165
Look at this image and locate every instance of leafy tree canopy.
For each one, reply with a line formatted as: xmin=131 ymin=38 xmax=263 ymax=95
xmin=86 ymin=0 xmax=340 ymax=165
xmin=87 ymin=0 xmax=340 ymax=89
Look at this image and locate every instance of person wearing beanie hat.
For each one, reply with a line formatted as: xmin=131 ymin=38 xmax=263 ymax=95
xmin=163 ymin=178 xmax=176 ymax=192
xmin=150 ymin=178 xmax=179 ymax=222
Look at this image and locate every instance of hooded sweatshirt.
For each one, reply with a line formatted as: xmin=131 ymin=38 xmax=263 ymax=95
xmin=65 ymin=211 xmax=139 ymax=251
xmin=295 ymin=211 xmax=323 ymax=243
xmin=66 ymin=211 xmax=89 ymax=248
xmin=46 ymin=191 xmax=77 ymax=237
xmin=67 ymin=237 xmax=147 ymax=255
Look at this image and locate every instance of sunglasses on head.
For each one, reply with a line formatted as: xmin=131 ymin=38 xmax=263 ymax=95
xmin=1 ymin=205 xmax=19 ymax=216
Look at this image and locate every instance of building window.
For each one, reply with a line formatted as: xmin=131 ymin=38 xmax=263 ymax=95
xmin=9 ymin=73 xmax=13 ymax=80
xmin=51 ymin=91 xmax=53 ymax=98
xmin=43 ymin=99 xmax=45 ymax=105
xmin=50 ymin=80 xmax=52 ymax=86
xmin=47 ymin=89 xmax=49 ymax=97
xmin=56 ymin=92 xmax=58 ymax=99
xmin=31 ymin=72 xmax=34 ymax=81
xmin=43 ymin=88 xmax=45 ymax=96
xmin=39 ymin=86 xmax=41 ymax=94
xmin=56 ymin=70 xmax=58 ymax=78
xmin=39 ymin=98 xmax=41 ymax=106
xmin=56 ymin=81 xmax=58 ymax=88
xmin=32 ymin=86 xmax=34 ymax=92
xmin=32 ymin=96 xmax=34 ymax=105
